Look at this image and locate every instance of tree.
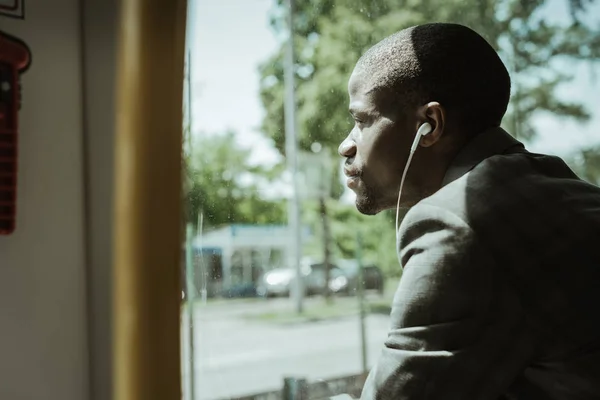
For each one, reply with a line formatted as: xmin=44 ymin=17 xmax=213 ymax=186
xmin=182 ymin=130 xmax=286 ymax=229
xmin=258 ymin=0 xmax=600 ymax=284
xmin=259 ymin=0 xmax=600 ymax=150
xmin=497 ymin=1 xmax=600 ymax=139
xmin=303 ymin=200 xmax=401 ymax=277
xmin=566 ymin=145 xmax=600 ymax=185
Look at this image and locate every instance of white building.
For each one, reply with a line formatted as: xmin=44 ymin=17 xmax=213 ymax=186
xmin=191 ymin=224 xmax=311 ymax=292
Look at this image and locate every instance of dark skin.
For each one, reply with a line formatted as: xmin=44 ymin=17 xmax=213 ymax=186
xmin=338 ymin=69 xmax=467 ymax=215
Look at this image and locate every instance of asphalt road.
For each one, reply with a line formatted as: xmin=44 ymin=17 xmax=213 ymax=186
xmin=181 ymin=297 xmax=391 ymax=400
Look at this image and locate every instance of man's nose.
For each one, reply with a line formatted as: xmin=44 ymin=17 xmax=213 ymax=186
xmin=338 ymin=137 xmax=356 ymax=158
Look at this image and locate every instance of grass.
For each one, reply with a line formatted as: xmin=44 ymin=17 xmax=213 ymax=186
xmin=194 ymin=296 xmax=264 ymax=307
xmin=247 ymin=278 xmax=399 ymax=325
xmin=367 ymin=299 xmax=392 ymax=315
xmin=250 ymin=299 xmax=360 ymax=324
xmin=180 ymin=294 xmax=265 ymax=309
xmin=181 ymin=278 xmax=401 ymax=324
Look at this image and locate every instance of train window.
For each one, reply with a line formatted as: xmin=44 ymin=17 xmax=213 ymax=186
xmin=181 ymin=1 xmax=600 ymax=399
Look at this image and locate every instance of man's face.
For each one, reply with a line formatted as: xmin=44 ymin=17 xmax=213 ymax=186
xmin=338 ymin=70 xmax=417 ymax=215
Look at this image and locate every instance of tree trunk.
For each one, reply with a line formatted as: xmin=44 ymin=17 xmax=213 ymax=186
xmin=320 ymin=195 xmax=333 ymax=303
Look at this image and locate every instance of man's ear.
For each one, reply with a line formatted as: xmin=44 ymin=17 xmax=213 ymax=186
xmin=417 ymin=102 xmax=445 ymax=148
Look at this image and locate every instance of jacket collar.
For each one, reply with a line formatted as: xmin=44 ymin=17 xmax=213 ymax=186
xmin=441 ymin=127 xmax=525 ymax=187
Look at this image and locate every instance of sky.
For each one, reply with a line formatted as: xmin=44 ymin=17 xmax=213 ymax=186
xmin=188 ymin=0 xmax=282 ymax=167
xmin=188 ymin=0 xmax=600 ymax=172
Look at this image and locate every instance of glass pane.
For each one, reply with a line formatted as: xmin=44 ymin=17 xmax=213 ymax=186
xmin=181 ymin=0 xmax=600 ymax=399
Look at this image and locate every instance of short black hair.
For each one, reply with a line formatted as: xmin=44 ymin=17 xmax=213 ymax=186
xmin=354 ymin=23 xmax=511 ymax=135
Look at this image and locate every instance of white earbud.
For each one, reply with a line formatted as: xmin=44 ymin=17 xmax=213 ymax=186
xmin=409 ymin=122 xmax=433 ymax=153
xmin=417 ymin=122 xmax=433 ymax=136
xmin=396 ymin=122 xmax=434 ymax=244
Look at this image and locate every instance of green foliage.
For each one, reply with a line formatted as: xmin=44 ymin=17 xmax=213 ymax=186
xmin=183 ymin=1 xmax=600 ymax=278
xmin=182 ymin=130 xmax=286 ymax=228
xmin=259 ymin=0 xmax=600 ymax=152
xmin=567 ymin=145 xmax=600 ymax=185
xmin=256 ymin=0 xmax=600 ymax=275
xmin=499 ymin=4 xmax=599 ymax=139
xmin=303 ymin=200 xmax=403 ymax=277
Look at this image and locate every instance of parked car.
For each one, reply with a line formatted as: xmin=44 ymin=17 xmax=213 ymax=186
xmin=256 ymin=268 xmax=296 ymax=297
xmin=303 ymin=263 xmax=348 ymax=295
xmin=256 ymin=262 xmax=348 ymax=298
xmin=336 ymin=259 xmax=385 ymax=295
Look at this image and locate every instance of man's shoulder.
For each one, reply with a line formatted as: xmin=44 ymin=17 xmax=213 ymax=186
xmin=396 ymin=150 xmax=600 ymax=282
xmin=421 ymin=150 xmax=598 ymax=221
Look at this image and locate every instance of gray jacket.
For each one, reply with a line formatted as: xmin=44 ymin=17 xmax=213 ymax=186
xmin=360 ymin=127 xmax=600 ymax=399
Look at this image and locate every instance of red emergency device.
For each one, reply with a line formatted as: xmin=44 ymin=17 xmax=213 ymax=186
xmin=0 ymin=30 xmax=31 ymax=234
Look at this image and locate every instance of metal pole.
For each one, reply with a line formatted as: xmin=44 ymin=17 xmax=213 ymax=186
xmin=198 ymin=212 xmax=207 ymax=304
xmin=187 ymin=49 xmax=193 ymax=154
xmin=184 ymin=11 xmax=196 ymax=399
xmin=185 ymin=224 xmax=196 ymax=400
xmin=283 ymin=0 xmax=303 ymax=314
xmin=356 ymin=232 xmax=368 ymax=374
xmin=320 ymin=193 xmax=332 ymax=303
xmin=283 ymin=377 xmax=308 ymax=400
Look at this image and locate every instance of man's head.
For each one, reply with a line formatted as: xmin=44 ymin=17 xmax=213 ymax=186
xmin=338 ymin=23 xmax=511 ymax=215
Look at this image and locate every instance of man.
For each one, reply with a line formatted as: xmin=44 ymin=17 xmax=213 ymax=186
xmin=338 ymin=23 xmax=600 ymax=399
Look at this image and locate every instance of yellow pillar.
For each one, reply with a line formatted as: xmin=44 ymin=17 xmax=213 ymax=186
xmin=113 ymin=1 xmax=187 ymax=399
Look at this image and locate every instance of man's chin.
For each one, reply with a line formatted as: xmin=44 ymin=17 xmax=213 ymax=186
xmin=354 ymin=191 xmax=416 ymax=215
xmin=355 ymin=195 xmax=380 ymax=216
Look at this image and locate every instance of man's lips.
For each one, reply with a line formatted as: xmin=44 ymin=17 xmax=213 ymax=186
xmin=346 ymin=176 xmax=360 ymax=188
xmin=343 ymin=166 xmax=360 ymax=178
xmin=343 ymin=167 xmax=360 ymax=188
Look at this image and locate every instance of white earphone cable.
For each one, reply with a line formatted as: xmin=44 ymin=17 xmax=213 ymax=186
xmin=395 ymin=123 xmax=432 ymax=243
xmin=395 ymin=146 xmax=417 ymax=243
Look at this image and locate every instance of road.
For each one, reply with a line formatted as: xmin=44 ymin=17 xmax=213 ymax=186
xmin=181 ymin=297 xmax=391 ymax=400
